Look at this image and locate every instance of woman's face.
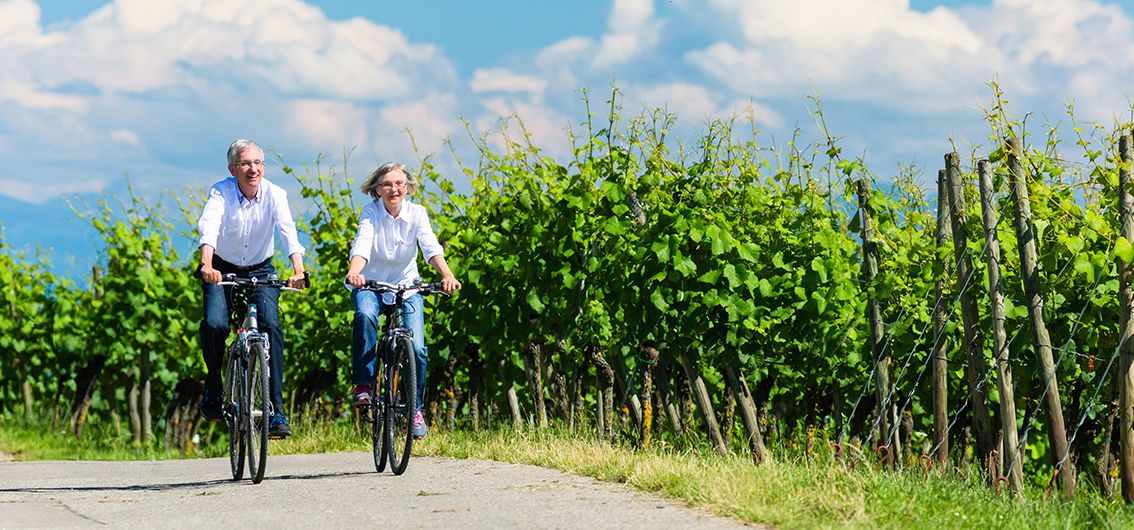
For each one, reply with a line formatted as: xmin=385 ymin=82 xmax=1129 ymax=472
xmin=377 ymin=169 xmax=409 ymax=212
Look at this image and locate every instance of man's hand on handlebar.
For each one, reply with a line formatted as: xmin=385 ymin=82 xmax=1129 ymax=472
xmin=199 ymin=265 xmax=222 ymax=284
xmin=287 ymin=271 xmax=310 ymax=290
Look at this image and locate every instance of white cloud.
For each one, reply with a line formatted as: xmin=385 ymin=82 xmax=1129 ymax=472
xmin=470 ymin=68 xmax=548 ymax=98
xmin=0 ymin=0 xmax=459 ymax=202
xmin=688 ymin=0 xmax=992 ymax=110
xmin=108 ymin=128 xmax=140 ymax=146
xmin=593 ymin=0 xmax=661 ymax=69
xmin=0 ymin=176 xmax=107 ymax=203
xmin=376 ymin=92 xmax=461 ymax=160
xmin=0 ymin=80 xmax=89 ymax=111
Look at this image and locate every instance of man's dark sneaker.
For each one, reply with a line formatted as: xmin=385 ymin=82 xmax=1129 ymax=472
xmin=268 ymin=412 xmax=292 ymax=439
xmin=200 ymin=390 xmax=223 ymax=422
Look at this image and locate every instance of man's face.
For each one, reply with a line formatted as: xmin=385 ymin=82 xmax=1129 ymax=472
xmin=228 ymin=147 xmax=265 ymax=189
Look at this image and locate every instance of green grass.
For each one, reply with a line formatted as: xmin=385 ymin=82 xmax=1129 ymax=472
xmin=3 ymin=416 xmax=1132 ymax=529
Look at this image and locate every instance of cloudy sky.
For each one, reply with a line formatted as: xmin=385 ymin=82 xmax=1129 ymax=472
xmin=2 ymin=0 xmax=1133 ymax=271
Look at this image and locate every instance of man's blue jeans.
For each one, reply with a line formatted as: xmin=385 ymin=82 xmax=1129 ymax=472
xmin=200 ymin=259 xmax=285 ymax=411
xmin=352 ymin=289 xmax=427 ymax=412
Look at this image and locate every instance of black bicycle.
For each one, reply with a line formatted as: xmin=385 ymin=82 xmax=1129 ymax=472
xmin=218 ymin=274 xmax=300 ymax=484
xmin=354 ymin=279 xmax=447 ymax=475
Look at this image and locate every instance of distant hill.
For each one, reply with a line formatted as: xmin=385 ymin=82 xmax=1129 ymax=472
xmin=0 ymin=194 xmax=101 ymax=282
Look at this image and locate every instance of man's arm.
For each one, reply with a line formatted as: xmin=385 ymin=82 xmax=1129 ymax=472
xmin=287 ymin=252 xmax=307 ymax=289
xmin=198 ymin=244 xmax=222 ymax=284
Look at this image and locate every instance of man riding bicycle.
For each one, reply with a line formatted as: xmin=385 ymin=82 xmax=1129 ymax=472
xmin=197 ymin=138 xmax=308 ymax=438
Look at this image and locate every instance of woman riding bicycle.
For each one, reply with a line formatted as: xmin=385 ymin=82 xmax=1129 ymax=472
xmin=344 ymin=162 xmax=460 ymax=440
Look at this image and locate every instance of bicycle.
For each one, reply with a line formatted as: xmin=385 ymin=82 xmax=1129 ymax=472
xmin=217 ymin=273 xmax=301 ymax=484
xmin=354 ymin=279 xmax=447 ymax=475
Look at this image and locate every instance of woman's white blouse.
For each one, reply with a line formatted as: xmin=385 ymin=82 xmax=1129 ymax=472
xmin=349 ymin=199 xmax=444 ymax=285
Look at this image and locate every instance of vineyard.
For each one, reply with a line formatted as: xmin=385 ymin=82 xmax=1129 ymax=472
xmin=4 ymin=86 xmax=1134 ymax=502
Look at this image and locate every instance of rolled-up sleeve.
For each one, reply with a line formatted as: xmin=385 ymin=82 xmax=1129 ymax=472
xmin=197 ymin=185 xmax=225 ymax=249
xmin=350 ymin=206 xmax=376 ymax=260
xmin=416 ymin=207 xmax=443 ymax=263
xmin=273 ymin=187 xmax=306 ymax=257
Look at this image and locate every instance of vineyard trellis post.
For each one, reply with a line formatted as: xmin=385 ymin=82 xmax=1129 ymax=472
xmin=932 ymin=168 xmax=952 ymax=468
xmin=523 ymin=340 xmax=548 ymax=428
xmin=944 ymin=152 xmax=996 ymax=469
xmin=855 ymin=176 xmax=896 ymax=466
xmin=977 ymin=159 xmax=1023 ymax=495
xmin=1006 ymin=137 xmax=1075 ymax=499
xmin=1117 ymin=132 xmax=1134 ymax=504
xmin=678 ymin=350 xmax=727 ymax=456
xmin=724 ymin=364 xmax=766 ymax=464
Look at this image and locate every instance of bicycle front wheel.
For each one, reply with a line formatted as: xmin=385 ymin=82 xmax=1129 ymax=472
xmin=372 ymin=348 xmax=388 ymax=473
xmin=225 ymin=343 xmax=245 ymax=481
xmin=246 ymin=341 xmax=271 ymax=484
xmin=385 ymin=334 xmax=417 ymax=475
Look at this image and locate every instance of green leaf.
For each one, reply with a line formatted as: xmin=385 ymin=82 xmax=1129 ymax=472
xmin=1117 ymin=237 xmax=1134 ymax=264
xmin=526 ymin=289 xmax=545 ymax=313
xmin=758 ymin=278 xmax=772 ymax=297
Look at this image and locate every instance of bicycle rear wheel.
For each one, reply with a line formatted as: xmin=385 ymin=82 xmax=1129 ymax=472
xmin=372 ymin=348 xmax=388 ymax=473
xmin=385 ymin=334 xmax=417 ymax=475
xmin=225 ymin=344 xmax=245 ymax=481
xmin=246 ymin=341 xmax=271 ymax=484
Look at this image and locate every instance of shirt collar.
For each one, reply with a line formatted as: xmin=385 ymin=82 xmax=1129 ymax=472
xmin=236 ymin=179 xmax=263 ymax=205
xmin=377 ymin=199 xmax=410 ymax=222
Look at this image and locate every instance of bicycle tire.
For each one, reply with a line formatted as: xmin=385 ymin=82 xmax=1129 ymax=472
xmin=385 ymin=334 xmax=417 ymax=475
xmin=225 ymin=342 xmax=246 ymax=481
xmin=372 ymin=346 xmax=388 ymax=473
xmin=246 ymin=340 xmax=271 ymax=483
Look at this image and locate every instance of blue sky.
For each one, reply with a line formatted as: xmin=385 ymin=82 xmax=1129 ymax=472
xmin=3 ymin=0 xmax=1134 ymax=273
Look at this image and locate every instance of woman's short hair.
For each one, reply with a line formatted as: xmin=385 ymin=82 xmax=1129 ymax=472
xmin=227 ymin=139 xmax=262 ymax=166
xmin=361 ymin=162 xmax=417 ymax=198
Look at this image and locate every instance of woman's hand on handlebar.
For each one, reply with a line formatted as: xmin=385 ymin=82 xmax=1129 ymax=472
xmin=346 ymin=272 xmax=366 ymax=288
xmin=439 ymin=275 xmax=461 ymax=294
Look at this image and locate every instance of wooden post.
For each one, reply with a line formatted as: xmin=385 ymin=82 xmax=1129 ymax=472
xmin=944 ymin=152 xmax=996 ymax=468
xmin=638 ymin=345 xmax=659 ymax=448
xmin=587 ymin=345 xmax=615 ymax=439
xmin=725 ymin=365 xmax=767 ymax=463
xmin=1006 ymin=137 xmax=1075 ymax=499
xmin=523 ymin=341 xmax=548 ymax=428
xmin=977 ymin=159 xmax=1023 ymax=495
xmin=1117 ymin=132 xmax=1134 ymax=504
xmin=653 ymin=361 xmax=683 ymax=436
xmin=932 ymin=168 xmax=952 ymax=467
xmin=679 ymin=350 xmax=727 ymax=456
xmin=855 ymin=177 xmax=896 ymax=462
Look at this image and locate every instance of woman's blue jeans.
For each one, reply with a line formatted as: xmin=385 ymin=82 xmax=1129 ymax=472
xmin=352 ymin=290 xmax=427 ymax=412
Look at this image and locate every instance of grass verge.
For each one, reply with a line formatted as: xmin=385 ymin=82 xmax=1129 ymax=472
xmin=3 ymin=417 xmax=1131 ymax=529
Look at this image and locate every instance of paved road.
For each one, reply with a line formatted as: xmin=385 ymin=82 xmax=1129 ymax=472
xmin=0 ymin=453 xmax=757 ymax=529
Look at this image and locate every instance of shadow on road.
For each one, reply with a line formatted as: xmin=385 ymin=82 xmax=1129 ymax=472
xmin=0 ymin=469 xmax=378 ymax=494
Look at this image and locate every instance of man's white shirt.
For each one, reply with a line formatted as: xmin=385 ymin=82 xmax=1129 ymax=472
xmin=197 ymin=177 xmax=305 ymax=266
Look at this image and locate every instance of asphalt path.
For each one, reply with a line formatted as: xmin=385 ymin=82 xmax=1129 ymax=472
xmin=0 ymin=452 xmax=758 ymax=529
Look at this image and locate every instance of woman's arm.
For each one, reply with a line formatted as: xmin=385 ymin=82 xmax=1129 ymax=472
xmin=428 ymin=254 xmax=461 ymax=294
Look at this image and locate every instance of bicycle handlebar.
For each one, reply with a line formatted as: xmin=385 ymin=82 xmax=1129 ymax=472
xmin=218 ymin=274 xmax=303 ymax=292
xmin=354 ymin=279 xmax=450 ymax=297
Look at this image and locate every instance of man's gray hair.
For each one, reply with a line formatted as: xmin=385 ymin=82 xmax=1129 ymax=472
xmin=227 ymin=139 xmax=262 ymax=166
